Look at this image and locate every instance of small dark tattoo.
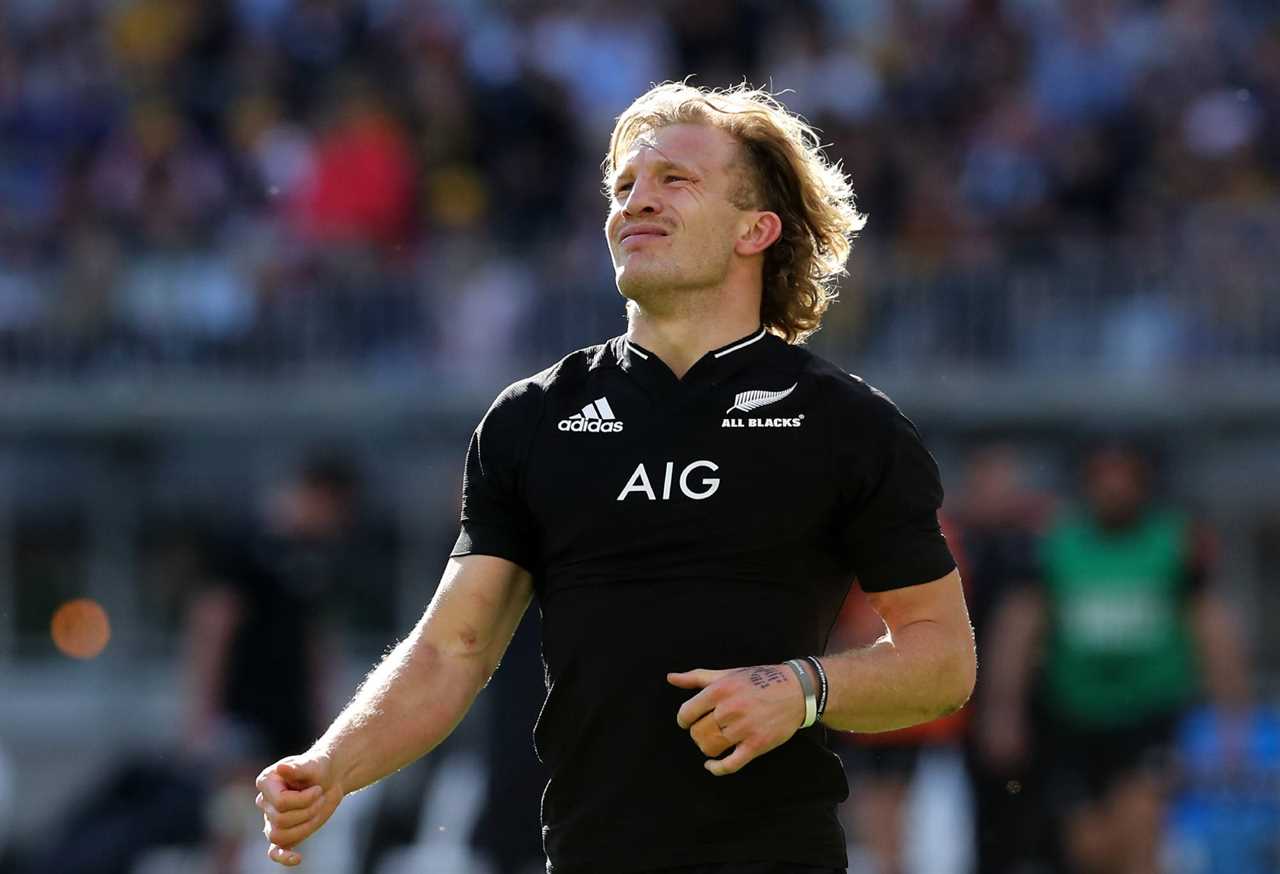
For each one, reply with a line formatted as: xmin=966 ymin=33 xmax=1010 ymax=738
xmin=746 ymin=666 xmax=789 ymax=689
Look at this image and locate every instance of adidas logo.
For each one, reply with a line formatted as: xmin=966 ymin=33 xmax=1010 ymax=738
xmin=558 ymin=397 xmax=624 ymax=433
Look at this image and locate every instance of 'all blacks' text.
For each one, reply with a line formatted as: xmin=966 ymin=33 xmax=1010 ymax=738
xmin=721 ymin=415 xmax=804 ymax=429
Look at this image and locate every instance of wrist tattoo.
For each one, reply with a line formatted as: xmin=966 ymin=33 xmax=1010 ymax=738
xmin=746 ymin=665 xmax=789 ymax=689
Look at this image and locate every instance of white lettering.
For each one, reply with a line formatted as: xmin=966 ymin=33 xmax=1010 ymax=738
xmin=559 ymin=419 xmax=624 ymax=433
xmin=679 ymin=460 xmax=720 ymax=500
xmin=616 ymin=463 xmax=656 ymax=501
xmin=617 ymin=460 xmax=721 ymax=501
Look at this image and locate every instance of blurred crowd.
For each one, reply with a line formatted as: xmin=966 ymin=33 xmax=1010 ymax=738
xmin=2 ymin=0 xmax=1280 ymax=378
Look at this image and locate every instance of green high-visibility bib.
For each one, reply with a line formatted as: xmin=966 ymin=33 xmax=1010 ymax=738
xmin=1040 ymin=509 xmax=1197 ymax=729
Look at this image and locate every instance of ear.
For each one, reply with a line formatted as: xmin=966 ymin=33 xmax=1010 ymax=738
xmin=735 ymin=211 xmax=782 ymax=257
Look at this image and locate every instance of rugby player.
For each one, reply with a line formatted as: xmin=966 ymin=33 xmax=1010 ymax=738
xmin=256 ymin=82 xmax=976 ymax=874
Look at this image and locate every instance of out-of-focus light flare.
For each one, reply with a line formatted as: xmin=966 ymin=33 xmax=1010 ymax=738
xmin=50 ymin=598 xmax=112 ymax=660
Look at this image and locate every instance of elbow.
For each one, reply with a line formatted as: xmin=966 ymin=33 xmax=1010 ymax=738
xmin=939 ymin=634 xmax=978 ymax=717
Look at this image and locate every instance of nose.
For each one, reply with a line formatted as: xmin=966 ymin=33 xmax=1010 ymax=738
xmin=621 ymin=175 xmax=662 ymax=218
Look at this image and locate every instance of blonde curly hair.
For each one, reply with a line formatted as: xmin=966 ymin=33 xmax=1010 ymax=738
xmin=604 ymin=82 xmax=865 ymax=343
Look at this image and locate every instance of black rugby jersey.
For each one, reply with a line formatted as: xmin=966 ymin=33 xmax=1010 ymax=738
xmin=451 ymin=327 xmax=956 ymax=873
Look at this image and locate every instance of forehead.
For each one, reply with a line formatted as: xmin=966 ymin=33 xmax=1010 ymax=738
xmin=614 ymin=123 xmax=740 ymax=177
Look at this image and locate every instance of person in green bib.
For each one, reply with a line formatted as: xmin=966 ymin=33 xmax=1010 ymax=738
xmin=977 ymin=443 xmax=1249 ymax=874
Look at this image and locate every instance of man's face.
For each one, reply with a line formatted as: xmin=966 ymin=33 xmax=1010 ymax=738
xmin=1084 ymin=449 xmax=1148 ymax=528
xmin=605 ymin=123 xmax=752 ymax=304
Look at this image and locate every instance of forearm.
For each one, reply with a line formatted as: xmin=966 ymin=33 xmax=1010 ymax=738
xmin=312 ymin=556 xmax=533 ymax=795
xmin=184 ymin=589 xmax=240 ymax=737
xmin=981 ymin=588 xmax=1044 ymax=711
xmin=819 ymin=617 xmax=975 ymax=732
xmin=312 ymin=616 xmax=490 ymax=795
xmin=1192 ymin=593 xmax=1251 ymax=712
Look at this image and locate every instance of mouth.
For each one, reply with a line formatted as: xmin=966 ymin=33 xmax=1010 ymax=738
xmin=619 ymin=225 xmax=670 ymax=244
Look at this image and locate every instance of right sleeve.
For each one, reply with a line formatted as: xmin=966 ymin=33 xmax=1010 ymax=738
xmin=450 ymin=381 xmax=542 ymax=573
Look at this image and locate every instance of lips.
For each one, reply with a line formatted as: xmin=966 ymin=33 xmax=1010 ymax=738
xmin=619 ymin=225 xmax=669 ymax=242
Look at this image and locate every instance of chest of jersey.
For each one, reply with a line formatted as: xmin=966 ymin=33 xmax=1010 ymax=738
xmin=521 ymin=378 xmax=838 ymax=588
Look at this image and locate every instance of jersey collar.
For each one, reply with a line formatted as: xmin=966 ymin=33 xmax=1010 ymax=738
xmin=611 ymin=326 xmax=779 ymax=393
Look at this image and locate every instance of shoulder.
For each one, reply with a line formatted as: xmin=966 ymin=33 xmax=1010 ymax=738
xmin=793 ymin=347 xmax=915 ymax=433
xmin=483 ymin=340 xmax=615 ymax=424
xmin=1042 ymin=509 xmax=1091 ymax=549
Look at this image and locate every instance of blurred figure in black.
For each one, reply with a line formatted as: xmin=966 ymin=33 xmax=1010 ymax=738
xmin=17 ymin=452 xmax=364 ymax=874
xmin=959 ymin=447 xmax=1054 ymax=874
xmin=187 ymin=452 xmax=363 ymax=869
xmin=187 ymin=452 xmax=362 ymax=761
xmin=980 ymin=443 xmax=1249 ymax=874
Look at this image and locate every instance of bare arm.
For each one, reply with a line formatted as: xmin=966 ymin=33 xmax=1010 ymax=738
xmin=1189 ymin=590 xmax=1250 ymax=713
xmin=974 ymin=585 xmax=1045 ymax=769
xmin=820 ymin=569 xmax=976 ymax=732
xmin=319 ymin=554 xmax=533 ymax=793
xmin=256 ymin=554 xmax=532 ymax=866
xmin=183 ymin=586 xmax=242 ymax=751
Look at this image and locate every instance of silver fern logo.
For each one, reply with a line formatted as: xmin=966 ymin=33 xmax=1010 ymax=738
xmin=726 ymin=383 xmax=797 ymax=414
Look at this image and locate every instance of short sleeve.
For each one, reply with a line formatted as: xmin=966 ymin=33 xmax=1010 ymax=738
xmin=450 ymin=381 xmax=542 ymax=572
xmin=836 ymin=385 xmax=956 ymax=593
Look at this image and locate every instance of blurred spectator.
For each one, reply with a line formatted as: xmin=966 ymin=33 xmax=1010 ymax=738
xmin=979 ymin=442 xmax=1251 ymax=874
xmin=957 ymin=447 xmax=1055 ymax=874
xmin=1166 ymin=705 xmax=1280 ymax=874
xmin=286 ymin=76 xmax=416 ymax=249
xmin=14 ymin=452 xmax=366 ymax=874
xmin=186 ymin=451 xmax=362 ymax=760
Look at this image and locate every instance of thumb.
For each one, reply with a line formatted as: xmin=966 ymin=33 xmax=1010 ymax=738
xmin=277 ymin=758 xmax=322 ymax=789
xmin=667 ymin=669 xmax=726 ymax=689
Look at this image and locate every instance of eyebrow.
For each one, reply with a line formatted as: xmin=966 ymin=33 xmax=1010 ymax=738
xmin=613 ymin=156 xmax=703 ymax=184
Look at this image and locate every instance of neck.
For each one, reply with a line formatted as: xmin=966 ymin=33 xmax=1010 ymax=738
xmin=626 ymin=303 xmax=761 ymax=378
xmin=625 ymin=282 xmax=763 ymax=379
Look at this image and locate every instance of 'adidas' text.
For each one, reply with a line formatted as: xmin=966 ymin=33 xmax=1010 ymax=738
xmin=558 ymin=397 xmax=624 ymax=433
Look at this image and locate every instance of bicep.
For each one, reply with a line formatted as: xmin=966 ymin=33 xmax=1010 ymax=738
xmin=419 ymin=554 xmax=533 ymax=670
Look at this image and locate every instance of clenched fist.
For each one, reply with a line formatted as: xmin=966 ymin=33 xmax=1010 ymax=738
xmin=255 ymin=753 xmax=344 ymax=866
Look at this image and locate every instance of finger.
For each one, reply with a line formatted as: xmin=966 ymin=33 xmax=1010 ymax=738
xmin=676 ymin=686 xmax=720 ymax=731
xmin=666 ymin=669 xmax=726 ymax=690
xmin=705 ymin=742 xmax=756 ymax=777
xmin=266 ymin=818 xmax=319 ymax=850
xmin=265 ymin=798 xmax=322 ymax=831
xmin=268 ymin=844 xmax=302 ymax=866
xmin=689 ymin=714 xmax=733 ymax=757
xmin=262 ymin=777 xmax=323 ymax=812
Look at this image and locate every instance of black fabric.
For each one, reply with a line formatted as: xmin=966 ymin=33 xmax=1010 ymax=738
xmin=452 ymin=330 xmax=955 ymax=874
xmin=642 ymin=864 xmax=845 ymax=874
xmin=1043 ymin=711 xmax=1179 ymax=811
xmin=204 ymin=525 xmax=352 ymax=757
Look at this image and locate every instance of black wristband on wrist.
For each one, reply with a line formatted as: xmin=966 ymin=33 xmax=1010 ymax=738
xmin=805 ymin=655 xmax=829 ymax=720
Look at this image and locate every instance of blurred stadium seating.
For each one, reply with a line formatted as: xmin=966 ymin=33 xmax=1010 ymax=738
xmin=1 ymin=1 xmax=1278 ymax=872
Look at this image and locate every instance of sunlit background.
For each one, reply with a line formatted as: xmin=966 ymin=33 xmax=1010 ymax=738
xmin=1 ymin=1 xmax=1278 ymax=873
